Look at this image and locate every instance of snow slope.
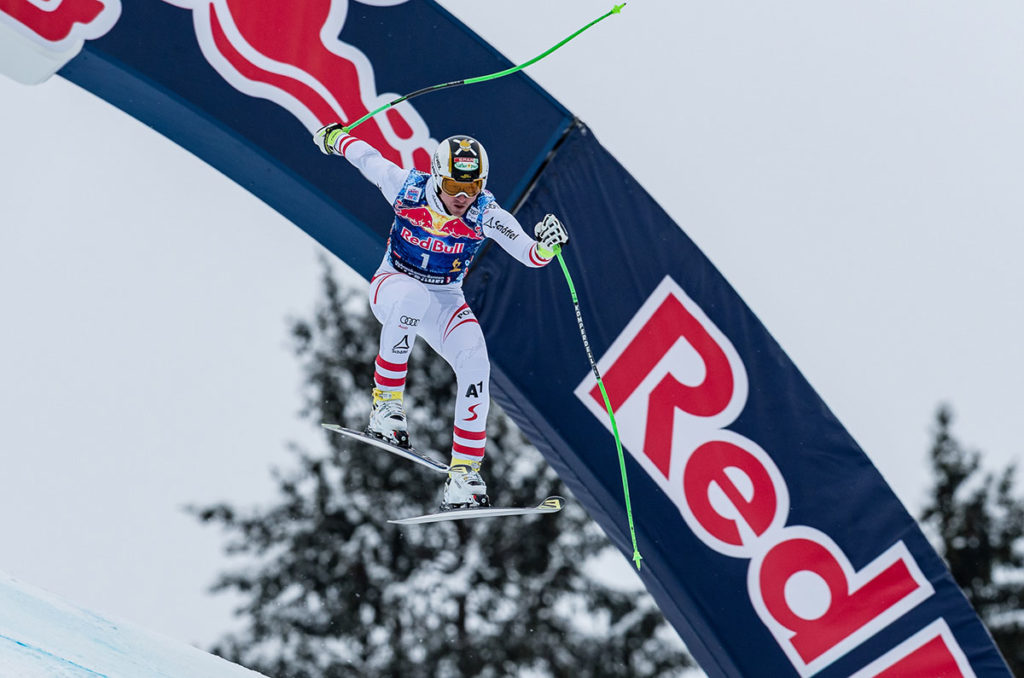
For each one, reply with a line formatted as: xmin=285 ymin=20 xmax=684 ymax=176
xmin=0 ymin=570 xmax=266 ymax=678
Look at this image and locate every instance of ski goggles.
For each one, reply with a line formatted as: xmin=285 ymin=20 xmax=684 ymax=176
xmin=439 ymin=176 xmax=484 ymax=197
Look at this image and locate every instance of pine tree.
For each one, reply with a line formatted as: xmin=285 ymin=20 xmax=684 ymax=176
xmin=918 ymin=405 xmax=1024 ymax=673
xmin=192 ymin=258 xmax=692 ymax=677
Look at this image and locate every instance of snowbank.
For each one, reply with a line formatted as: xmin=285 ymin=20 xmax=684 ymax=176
xmin=0 ymin=570 xmax=266 ymax=678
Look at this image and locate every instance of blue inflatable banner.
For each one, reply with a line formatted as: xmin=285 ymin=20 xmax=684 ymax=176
xmin=471 ymin=124 xmax=1010 ymax=676
xmin=0 ymin=0 xmax=1010 ymax=675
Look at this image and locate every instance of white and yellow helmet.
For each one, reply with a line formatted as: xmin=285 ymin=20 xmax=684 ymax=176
xmin=431 ymin=135 xmax=489 ymax=198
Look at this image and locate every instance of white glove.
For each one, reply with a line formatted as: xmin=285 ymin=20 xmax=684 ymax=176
xmin=314 ymin=123 xmax=347 ymax=155
xmin=534 ymin=214 xmax=568 ymax=257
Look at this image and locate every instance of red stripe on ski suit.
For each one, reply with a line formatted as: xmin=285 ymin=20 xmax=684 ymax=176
xmin=454 ymin=426 xmax=486 ymax=440
xmin=374 ymin=373 xmax=406 ymax=388
xmin=376 ymin=355 xmax=407 ymax=373
xmin=452 ymin=441 xmax=485 ymax=458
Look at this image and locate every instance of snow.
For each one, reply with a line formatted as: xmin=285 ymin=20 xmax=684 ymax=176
xmin=0 ymin=570 xmax=266 ymax=678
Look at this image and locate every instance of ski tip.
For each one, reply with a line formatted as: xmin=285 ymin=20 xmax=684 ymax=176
xmin=321 ymin=423 xmax=354 ymax=437
xmin=539 ymin=496 xmax=566 ymax=511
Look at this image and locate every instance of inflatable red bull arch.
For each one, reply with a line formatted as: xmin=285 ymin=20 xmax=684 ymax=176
xmin=0 ymin=1 xmax=1011 ymax=676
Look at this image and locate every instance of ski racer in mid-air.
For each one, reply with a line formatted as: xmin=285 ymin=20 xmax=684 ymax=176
xmin=314 ymin=124 xmax=569 ymax=510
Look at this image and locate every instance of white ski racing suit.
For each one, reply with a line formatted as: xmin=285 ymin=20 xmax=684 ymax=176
xmin=332 ymin=133 xmax=555 ymax=466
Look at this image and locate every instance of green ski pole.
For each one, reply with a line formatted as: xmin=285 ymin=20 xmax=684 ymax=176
xmin=341 ymin=4 xmax=626 ymax=133
xmin=554 ymin=247 xmax=643 ymax=571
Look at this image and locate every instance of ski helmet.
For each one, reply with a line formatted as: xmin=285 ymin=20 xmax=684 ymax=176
xmin=431 ymin=135 xmax=488 ymax=198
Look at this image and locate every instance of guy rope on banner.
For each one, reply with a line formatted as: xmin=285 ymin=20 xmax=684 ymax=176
xmin=339 ymin=4 xmax=642 ymax=570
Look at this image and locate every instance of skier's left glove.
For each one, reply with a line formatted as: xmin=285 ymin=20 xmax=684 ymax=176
xmin=314 ymin=123 xmax=347 ymax=155
xmin=534 ymin=214 xmax=568 ymax=258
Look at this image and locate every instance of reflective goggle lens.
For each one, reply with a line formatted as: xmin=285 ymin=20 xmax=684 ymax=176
xmin=440 ymin=177 xmax=483 ymax=197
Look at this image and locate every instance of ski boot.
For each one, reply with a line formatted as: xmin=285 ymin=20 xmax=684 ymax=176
xmin=442 ymin=462 xmax=490 ymax=511
xmin=366 ymin=388 xmax=410 ymax=449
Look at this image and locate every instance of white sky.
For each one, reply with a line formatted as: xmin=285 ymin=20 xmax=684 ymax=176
xmin=2 ymin=0 xmax=1023 ymax=665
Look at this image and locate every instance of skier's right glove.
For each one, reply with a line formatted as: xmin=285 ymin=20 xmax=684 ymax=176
xmin=534 ymin=214 xmax=568 ymax=257
xmin=314 ymin=123 xmax=347 ymax=155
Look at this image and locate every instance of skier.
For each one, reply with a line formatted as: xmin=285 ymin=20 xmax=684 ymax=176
xmin=314 ymin=125 xmax=569 ymax=510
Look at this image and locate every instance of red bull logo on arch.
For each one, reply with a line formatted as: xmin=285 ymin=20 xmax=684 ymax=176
xmin=162 ymin=0 xmax=435 ymax=171
xmin=1 ymin=0 xmax=434 ymax=173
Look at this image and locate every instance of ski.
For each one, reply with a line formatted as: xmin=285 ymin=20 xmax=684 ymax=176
xmin=321 ymin=423 xmax=450 ymax=474
xmin=388 ymin=496 xmax=566 ymax=525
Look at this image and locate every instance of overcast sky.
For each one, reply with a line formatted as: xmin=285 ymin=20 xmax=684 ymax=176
xmin=2 ymin=0 xmax=1023 ymax=664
